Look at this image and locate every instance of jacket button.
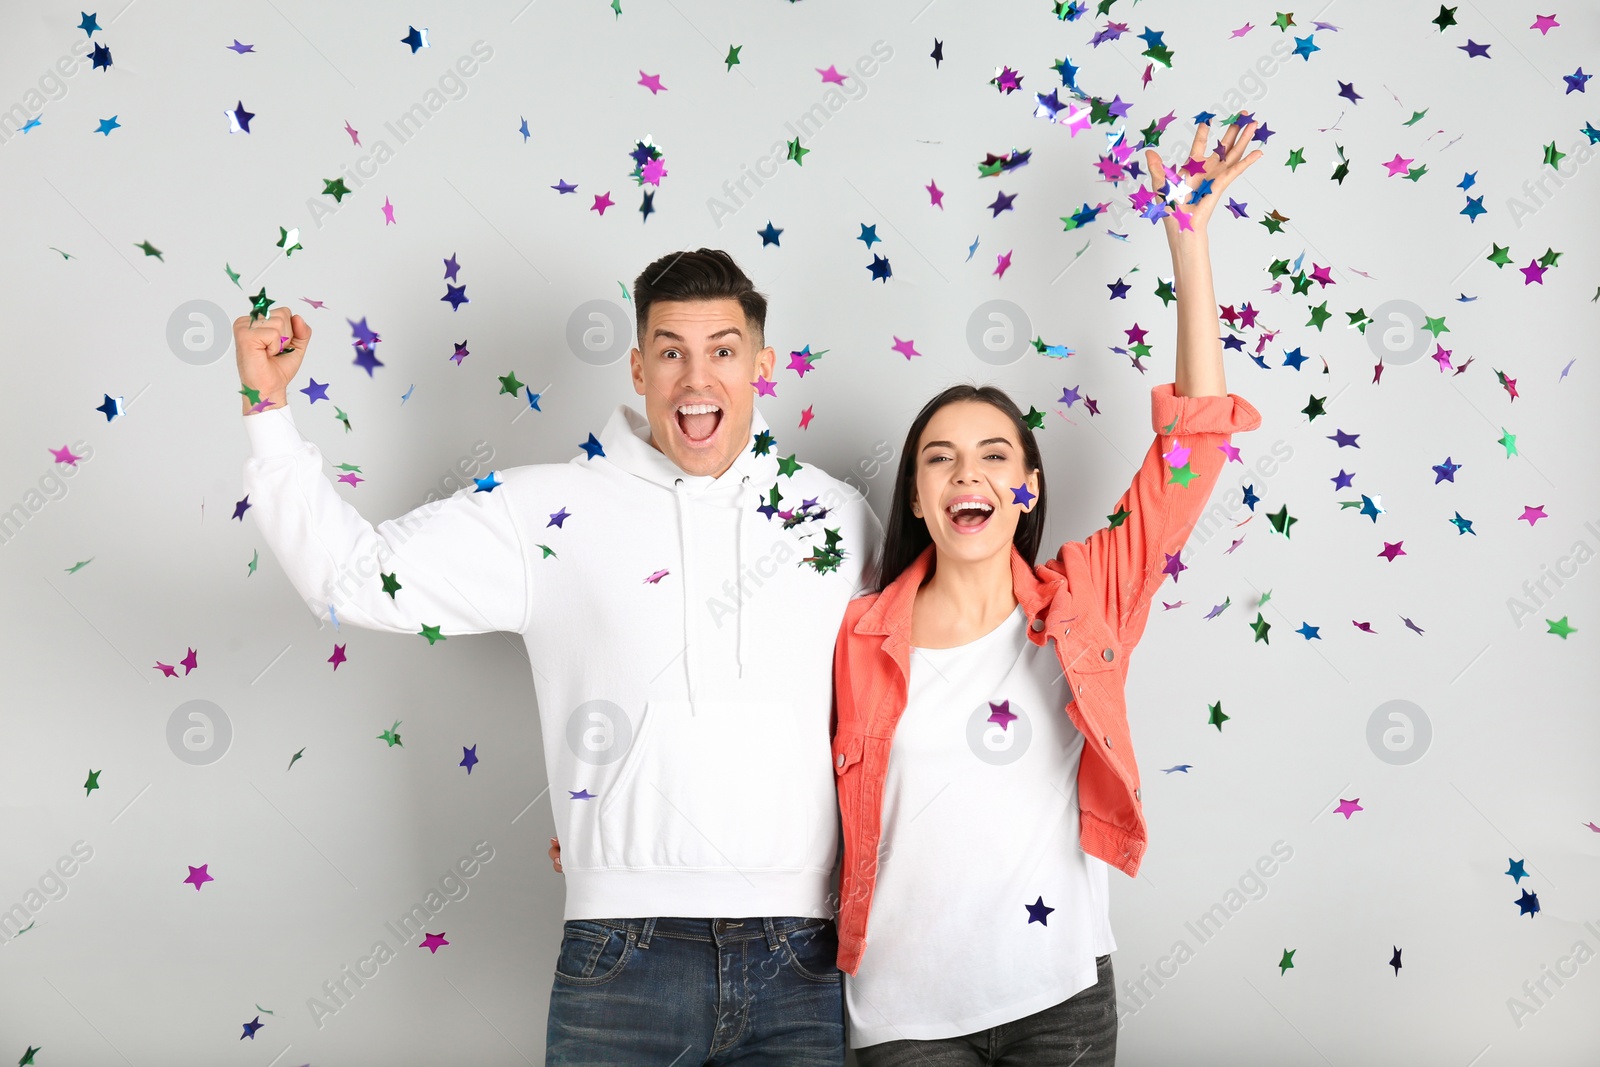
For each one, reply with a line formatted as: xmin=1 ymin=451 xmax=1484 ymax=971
xmin=1102 ymin=647 xmax=1114 ymax=662
xmin=837 ymin=753 xmax=845 ymax=768
xmin=1030 ymin=618 xmax=1044 ymax=632
xmin=1104 ymin=735 xmax=1113 ymax=748
xmin=1135 ymin=787 xmax=1141 ymax=801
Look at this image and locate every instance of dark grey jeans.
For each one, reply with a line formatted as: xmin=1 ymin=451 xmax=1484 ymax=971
xmin=853 ymin=953 xmax=1117 ymax=1066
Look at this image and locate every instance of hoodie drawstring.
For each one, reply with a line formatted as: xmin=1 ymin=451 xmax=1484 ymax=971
xmin=673 ymin=478 xmax=696 ymax=704
xmin=674 ymin=474 xmax=754 ymax=698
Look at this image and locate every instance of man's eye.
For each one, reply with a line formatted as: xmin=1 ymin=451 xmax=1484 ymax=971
xmin=717 ymin=348 xmax=733 ymax=357
xmin=663 ymin=349 xmax=680 ymax=359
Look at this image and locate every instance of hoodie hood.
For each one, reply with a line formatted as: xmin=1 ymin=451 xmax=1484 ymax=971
xmin=598 ymin=402 xmax=780 ymax=492
xmin=593 ymin=403 xmax=781 ymax=699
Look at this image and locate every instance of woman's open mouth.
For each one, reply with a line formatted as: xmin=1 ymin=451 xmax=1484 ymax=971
xmin=675 ymin=402 xmax=723 ymax=445
xmin=946 ymin=496 xmax=995 ymax=535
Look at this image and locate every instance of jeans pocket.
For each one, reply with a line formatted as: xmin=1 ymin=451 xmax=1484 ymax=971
xmin=553 ymin=919 xmax=635 ymax=986
xmin=780 ymin=919 xmax=841 ymax=984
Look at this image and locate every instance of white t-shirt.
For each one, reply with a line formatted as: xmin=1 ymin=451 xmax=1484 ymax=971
xmin=844 ymin=605 xmax=1116 ymax=1048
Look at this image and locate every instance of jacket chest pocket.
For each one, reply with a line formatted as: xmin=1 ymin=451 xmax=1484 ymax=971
xmin=832 ymin=731 xmax=864 ymax=776
xmin=1059 ymin=623 xmax=1121 ymax=683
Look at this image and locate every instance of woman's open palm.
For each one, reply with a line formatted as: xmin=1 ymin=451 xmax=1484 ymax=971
xmin=1143 ymin=109 xmax=1263 ymax=240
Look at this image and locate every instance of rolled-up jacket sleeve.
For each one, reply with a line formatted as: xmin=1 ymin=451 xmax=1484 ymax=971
xmin=1045 ymin=383 xmax=1262 ymax=651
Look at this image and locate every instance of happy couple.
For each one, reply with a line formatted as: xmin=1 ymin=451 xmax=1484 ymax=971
xmin=238 ymin=115 xmax=1265 ymax=1064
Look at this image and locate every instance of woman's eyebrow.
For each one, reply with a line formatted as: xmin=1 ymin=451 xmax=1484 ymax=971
xmin=919 ymin=436 xmax=1013 ymax=453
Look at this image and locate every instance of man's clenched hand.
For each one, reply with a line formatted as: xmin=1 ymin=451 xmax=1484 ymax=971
xmin=235 ymin=305 xmax=311 ymax=416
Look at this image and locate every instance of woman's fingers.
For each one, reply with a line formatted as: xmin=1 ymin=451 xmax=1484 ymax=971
xmin=1220 ymin=114 xmax=1243 ymax=150
xmin=1226 ymin=122 xmax=1260 ymax=165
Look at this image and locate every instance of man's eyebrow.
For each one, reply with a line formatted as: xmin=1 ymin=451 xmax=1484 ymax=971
xmin=920 ymin=436 xmax=1013 ymax=452
xmin=651 ymin=326 xmax=745 ymax=342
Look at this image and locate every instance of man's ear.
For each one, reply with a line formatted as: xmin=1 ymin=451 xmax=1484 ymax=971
xmin=757 ymin=342 xmax=776 ymax=382
xmin=629 ymin=347 xmax=645 ymax=396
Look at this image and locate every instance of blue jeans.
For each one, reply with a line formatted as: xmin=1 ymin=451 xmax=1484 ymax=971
xmin=852 ymin=953 xmax=1118 ymax=1066
xmin=545 ymin=915 xmax=844 ymax=1066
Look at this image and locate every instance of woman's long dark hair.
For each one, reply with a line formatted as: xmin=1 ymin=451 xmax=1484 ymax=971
xmin=871 ymin=385 xmax=1048 ymax=593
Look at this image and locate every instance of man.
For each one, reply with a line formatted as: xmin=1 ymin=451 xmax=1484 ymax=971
xmin=237 ymin=248 xmax=881 ymax=1063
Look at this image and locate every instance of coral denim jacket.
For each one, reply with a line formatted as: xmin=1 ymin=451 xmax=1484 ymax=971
xmin=829 ymin=383 xmax=1261 ymax=975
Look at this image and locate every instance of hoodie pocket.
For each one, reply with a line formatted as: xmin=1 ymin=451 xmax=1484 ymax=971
xmin=598 ymin=698 xmax=813 ymax=871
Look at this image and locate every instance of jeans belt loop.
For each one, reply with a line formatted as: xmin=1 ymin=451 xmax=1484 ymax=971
xmin=762 ymin=916 xmax=781 ymax=951
xmin=637 ymin=917 xmax=656 ymax=949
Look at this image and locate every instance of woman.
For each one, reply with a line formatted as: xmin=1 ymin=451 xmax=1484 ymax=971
xmin=830 ymin=115 xmax=1265 ymax=1064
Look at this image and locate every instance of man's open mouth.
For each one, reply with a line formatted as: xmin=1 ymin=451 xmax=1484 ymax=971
xmin=676 ymin=402 xmax=722 ymax=444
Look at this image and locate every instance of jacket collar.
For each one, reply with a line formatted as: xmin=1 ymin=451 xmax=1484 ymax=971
xmin=855 ymin=543 xmax=1061 ymax=652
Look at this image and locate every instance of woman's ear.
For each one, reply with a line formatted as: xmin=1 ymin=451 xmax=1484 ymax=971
xmin=1024 ymin=468 xmax=1041 ymax=512
xmin=910 ymin=494 xmax=922 ymax=518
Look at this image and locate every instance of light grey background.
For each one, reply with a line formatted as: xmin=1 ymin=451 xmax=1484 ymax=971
xmin=2 ymin=1 xmax=1597 ymax=1064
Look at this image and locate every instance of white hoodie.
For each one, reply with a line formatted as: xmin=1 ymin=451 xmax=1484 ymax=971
xmin=242 ymin=400 xmax=882 ymax=921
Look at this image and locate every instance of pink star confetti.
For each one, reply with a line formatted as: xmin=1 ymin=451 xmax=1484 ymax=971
xmin=1382 ymin=153 xmax=1415 ymax=177
xmin=891 ymin=336 xmax=921 ymax=360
